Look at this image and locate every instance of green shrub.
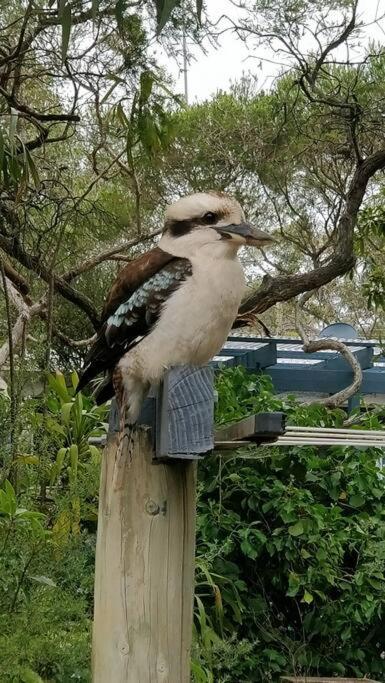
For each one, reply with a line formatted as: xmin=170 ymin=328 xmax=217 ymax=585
xmin=193 ymin=367 xmax=385 ymax=681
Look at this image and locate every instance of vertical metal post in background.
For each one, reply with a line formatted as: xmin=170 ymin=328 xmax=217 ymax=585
xmin=182 ymin=1 xmax=189 ymax=103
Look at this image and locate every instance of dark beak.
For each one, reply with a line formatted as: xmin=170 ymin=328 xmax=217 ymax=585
xmin=215 ymin=222 xmax=275 ymax=247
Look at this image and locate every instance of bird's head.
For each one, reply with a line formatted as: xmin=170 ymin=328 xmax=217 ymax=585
xmin=159 ymin=191 xmax=274 ymax=258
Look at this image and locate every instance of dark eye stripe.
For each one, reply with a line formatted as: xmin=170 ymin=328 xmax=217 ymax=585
xmin=164 ymin=209 xmax=226 ymax=238
xmin=165 ymin=218 xmax=196 ymax=237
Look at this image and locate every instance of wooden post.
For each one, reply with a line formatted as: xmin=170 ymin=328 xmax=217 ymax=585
xmin=92 ymin=426 xmax=197 ymax=683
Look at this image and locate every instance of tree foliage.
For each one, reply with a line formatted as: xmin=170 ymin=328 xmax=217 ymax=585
xmin=2 ymin=0 xmax=385 ymax=679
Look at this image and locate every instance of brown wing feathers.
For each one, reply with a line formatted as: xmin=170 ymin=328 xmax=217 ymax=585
xmin=77 ymin=248 xmax=192 ymax=400
xmin=101 ymin=247 xmax=175 ymax=321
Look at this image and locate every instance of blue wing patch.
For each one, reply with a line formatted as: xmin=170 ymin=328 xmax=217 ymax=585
xmin=105 ymin=259 xmax=192 ymax=347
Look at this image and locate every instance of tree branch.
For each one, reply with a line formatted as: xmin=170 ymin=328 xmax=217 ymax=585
xmin=0 ymin=85 xmax=80 ymax=123
xmin=0 ymin=273 xmax=44 ymax=369
xmin=62 ymin=228 xmax=162 ymax=282
xmin=0 ymin=234 xmax=100 ymax=328
xmin=236 ymin=148 xmax=385 ymax=322
xmin=293 ymin=290 xmax=362 ymax=408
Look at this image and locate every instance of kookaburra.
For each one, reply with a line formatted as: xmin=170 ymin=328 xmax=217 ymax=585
xmin=77 ymin=192 xmax=274 ymax=424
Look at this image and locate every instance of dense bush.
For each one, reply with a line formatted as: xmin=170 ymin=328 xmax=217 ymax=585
xmin=193 ymin=368 xmax=385 ymax=681
xmin=1 ymin=368 xmax=385 ymax=681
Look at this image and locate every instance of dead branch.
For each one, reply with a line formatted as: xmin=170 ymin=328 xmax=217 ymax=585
xmin=51 ymin=329 xmax=97 ymax=348
xmin=0 ymin=274 xmax=45 ymax=369
xmin=294 ymin=291 xmax=362 ymax=408
xmin=302 ymin=338 xmax=362 ymax=408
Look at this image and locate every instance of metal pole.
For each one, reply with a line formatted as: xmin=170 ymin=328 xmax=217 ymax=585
xmin=182 ymin=3 xmax=188 ymax=103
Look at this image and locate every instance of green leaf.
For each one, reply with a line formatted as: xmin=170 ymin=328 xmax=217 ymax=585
xmin=69 ymin=444 xmax=79 ymax=481
xmin=88 ymin=444 xmax=102 ymax=464
xmin=115 ymin=0 xmax=126 ymax=35
xmin=92 ymin=0 xmax=99 ymax=22
xmin=100 ymin=80 xmax=120 ymax=105
xmin=61 ymin=401 xmax=73 ymax=426
xmin=70 ymin=370 xmax=79 ymax=390
xmin=138 ymin=112 xmax=160 ymax=154
xmin=9 ymin=108 xmax=18 ymax=148
xmin=0 ymin=129 xmax=4 ymax=174
xmin=50 ymin=447 xmax=68 ymax=484
xmin=288 ymin=520 xmax=304 ymax=536
xmin=302 ymin=590 xmax=314 ymax=604
xmin=19 ymin=669 xmax=45 ymax=683
xmin=25 ymin=148 xmax=40 ymax=187
xmin=156 ymin=0 xmax=178 ymax=34
xmin=4 ymin=480 xmax=17 ymax=515
xmin=28 ymin=574 xmax=57 ymax=588
xmin=349 ymin=493 xmax=365 ymax=508
xmin=196 ymin=0 xmax=203 ymax=24
xmin=139 ymin=71 xmax=154 ymax=104
xmin=287 ymin=572 xmax=301 ymax=597
xmin=61 ymin=2 xmax=72 ymax=63
xmin=115 ymin=102 xmax=129 ymax=128
xmin=49 ymin=371 xmax=70 ymax=402
xmin=240 ymin=539 xmax=258 ymax=560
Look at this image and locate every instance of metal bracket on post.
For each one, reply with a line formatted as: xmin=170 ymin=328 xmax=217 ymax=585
xmin=108 ymin=365 xmax=215 ymax=463
xmin=107 ymin=369 xmax=289 ymax=460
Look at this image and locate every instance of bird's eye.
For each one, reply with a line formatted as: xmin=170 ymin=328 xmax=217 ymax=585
xmin=202 ymin=212 xmax=217 ymax=224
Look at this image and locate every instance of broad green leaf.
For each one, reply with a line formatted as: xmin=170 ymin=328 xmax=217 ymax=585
xmin=50 ymin=447 xmax=68 ymax=484
xmin=3 ymin=480 xmax=17 ymax=516
xmin=349 ymin=494 xmax=365 ymax=508
xmin=156 ymin=0 xmax=178 ymax=34
xmin=302 ymin=590 xmax=314 ymax=604
xmin=0 ymin=490 xmax=11 ymax=515
xmin=70 ymin=370 xmax=79 ymax=390
xmin=288 ymin=520 xmax=304 ymax=536
xmin=49 ymin=371 xmax=70 ymax=402
xmin=15 ymin=509 xmax=45 ymax=521
xmin=138 ymin=112 xmax=159 ymax=154
xmin=61 ymin=2 xmax=72 ymax=63
xmin=19 ymin=669 xmax=45 ymax=683
xmin=45 ymin=418 xmax=66 ymax=436
xmin=287 ymin=572 xmax=301 ymax=597
xmin=61 ymin=401 xmax=73 ymax=426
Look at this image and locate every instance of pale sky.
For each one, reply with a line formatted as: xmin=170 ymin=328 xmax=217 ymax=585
xmin=160 ymin=0 xmax=385 ymax=103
